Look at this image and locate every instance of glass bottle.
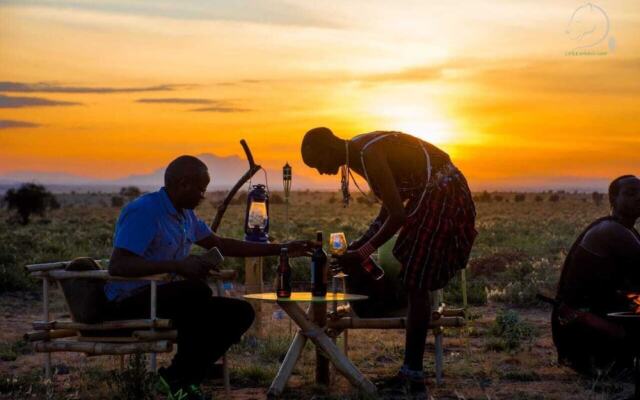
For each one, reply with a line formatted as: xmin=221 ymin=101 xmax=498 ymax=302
xmin=276 ymin=247 xmax=292 ymax=298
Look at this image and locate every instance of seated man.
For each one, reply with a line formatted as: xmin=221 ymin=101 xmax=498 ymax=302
xmin=553 ymin=175 xmax=640 ymax=373
xmin=105 ymin=155 xmax=312 ymax=398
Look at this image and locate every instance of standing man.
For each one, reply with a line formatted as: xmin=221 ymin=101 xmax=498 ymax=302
xmin=553 ymin=175 xmax=640 ymax=373
xmin=105 ymin=155 xmax=312 ymax=399
xmin=301 ymin=128 xmax=477 ymax=398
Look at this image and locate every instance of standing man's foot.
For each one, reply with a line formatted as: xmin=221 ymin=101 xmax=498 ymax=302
xmin=158 ymin=368 xmax=212 ymax=400
xmin=376 ymin=370 xmax=430 ymax=400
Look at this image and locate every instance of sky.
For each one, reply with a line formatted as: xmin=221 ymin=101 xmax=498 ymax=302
xmin=0 ymin=0 xmax=638 ymax=190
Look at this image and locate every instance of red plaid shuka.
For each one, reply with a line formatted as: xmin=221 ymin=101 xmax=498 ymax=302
xmin=393 ymin=162 xmax=477 ymax=291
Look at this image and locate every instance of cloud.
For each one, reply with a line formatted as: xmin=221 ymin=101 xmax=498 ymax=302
xmin=190 ymin=106 xmax=251 ymax=113
xmin=0 ymin=119 xmax=41 ymax=129
xmin=0 ymin=94 xmax=80 ymax=108
xmin=135 ymin=97 xmax=250 ymax=112
xmin=0 ymin=81 xmax=184 ymax=93
xmin=136 ymin=98 xmax=214 ymax=104
xmin=1 ymin=0 xmax=342 ymax=29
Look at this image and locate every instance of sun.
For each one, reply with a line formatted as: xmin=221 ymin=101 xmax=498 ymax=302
xmin=364 ymin=100 xmax=455 ymax=145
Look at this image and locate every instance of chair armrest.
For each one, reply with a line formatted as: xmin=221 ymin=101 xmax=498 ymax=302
xmin=25 ymin=259 xmax=109 ymax=273
xmin=30 ymin=270 xmax=173 ymax=282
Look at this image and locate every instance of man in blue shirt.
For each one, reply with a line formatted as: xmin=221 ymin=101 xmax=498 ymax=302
xmin=106 ymin=155 xmax=312 ymax=398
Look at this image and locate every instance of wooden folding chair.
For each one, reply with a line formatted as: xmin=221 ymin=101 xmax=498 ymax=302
xmin=24 ymin=259 xmax=237 ymax=393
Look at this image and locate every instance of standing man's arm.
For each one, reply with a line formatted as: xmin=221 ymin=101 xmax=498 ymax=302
xmin=348 ymin=207 xmax=389 ymax=249
xmin=196 ymin=234 xmax=314 ymax=258
xmin=340 ymin=144 xmax=406 ymax=264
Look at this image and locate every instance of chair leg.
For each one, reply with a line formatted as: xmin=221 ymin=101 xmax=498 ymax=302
xmin=434 ymin=329 xmax=443 ymax=385
xmin=43 ymin=278 xmax=52 ymax=382
xmin=223 ymin=354 xmax=231 ymax=395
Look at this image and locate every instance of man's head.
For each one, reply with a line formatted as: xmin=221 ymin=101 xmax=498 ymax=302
xmin=301 ymin=127 xmax=344 ymax=175
xmin=164 ymin=155 xmax=209 ymax=210
xmin=609 ymin=175 xmax=640 ymax=218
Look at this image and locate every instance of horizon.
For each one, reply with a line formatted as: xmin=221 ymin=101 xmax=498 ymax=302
xmin=1 ymin=1 xmax=638 ymax=190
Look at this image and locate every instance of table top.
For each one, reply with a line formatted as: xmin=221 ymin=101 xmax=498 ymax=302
xmin=244 ymin=292 xmax=368 ymax=303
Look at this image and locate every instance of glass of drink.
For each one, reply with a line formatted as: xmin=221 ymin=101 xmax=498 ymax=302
xmin=329 ymin=232 xmax=348 ymax=305
xmin=329 ymin=232 xmax=347 ymax=257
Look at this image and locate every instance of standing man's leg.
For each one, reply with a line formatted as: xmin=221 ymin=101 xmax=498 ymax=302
xmin=404 ymin=286 xmax=431 ymax=374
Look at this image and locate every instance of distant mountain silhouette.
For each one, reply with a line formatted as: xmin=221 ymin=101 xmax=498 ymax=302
xmin=0 ymin=153 xmax=332 ymax=191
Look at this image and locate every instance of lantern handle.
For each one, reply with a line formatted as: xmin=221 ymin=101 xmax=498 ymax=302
xmin=210 ymin=139 xmax=262 ymax=233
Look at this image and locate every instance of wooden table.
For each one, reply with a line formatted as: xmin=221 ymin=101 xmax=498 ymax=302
xmin=244 ymin=292 xmax=375 ymax=397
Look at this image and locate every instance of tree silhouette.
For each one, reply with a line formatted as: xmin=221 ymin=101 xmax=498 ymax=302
xmin=3 ymin=183 xmax=59 ymax=224
xmin=119 ymin=186 xmax=141 ymax=199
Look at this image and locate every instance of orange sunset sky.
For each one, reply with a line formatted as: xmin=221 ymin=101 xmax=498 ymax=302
xmin=0 ymin=0 xmax=638 ymax=190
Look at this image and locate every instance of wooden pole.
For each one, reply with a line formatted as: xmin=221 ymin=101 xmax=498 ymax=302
xmin=268 ymin=330 xmax=307 ymax=397
xmin=214 ymin=279 xmax=231 ymax=396
xmin=33 ymin=319 xmax=172 ymax=331
xmin=461 ymin=269 xmax=468 ymax=309
xmin=244 ymin=257 xmax=263 ymax=336
xmin=43 ymin=278 xmax=51 ymax=382
xmin=279 ymin=302 xmax=376 ymax=394
xmin=312 ymin=302 xmax=330 ymax=386
xmin=326 ymin=316 xmax=464 ymax=330
xmin=433 ymin=290 xmax=444 ymax=385
xmin=149 ymin=281 xmax=157 ymax=372
xmin=33 ymin=340 xmax=172 ymax=354
xmin=25 ymin=330 xmax=76 ymax=342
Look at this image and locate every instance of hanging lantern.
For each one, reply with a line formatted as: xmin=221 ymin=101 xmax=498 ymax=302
xmin=283 ymin=162 xmax=292 ymax=200
xmin=244 ymin=184 xmax=270 ymax=242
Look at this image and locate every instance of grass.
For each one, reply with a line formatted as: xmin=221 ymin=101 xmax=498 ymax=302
xmin=2 ymin=190 xmax=639 ymax=399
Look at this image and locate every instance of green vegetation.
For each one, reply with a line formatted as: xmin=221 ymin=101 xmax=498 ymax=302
xmin=486 ymin=309 xmax=537 ymax=352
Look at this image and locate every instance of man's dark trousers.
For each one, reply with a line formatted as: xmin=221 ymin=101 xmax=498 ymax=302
xmin=106 ymin=279 xmax=255 ymax=385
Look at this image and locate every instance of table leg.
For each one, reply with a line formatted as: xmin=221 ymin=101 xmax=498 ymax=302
xmin=280 ymin=302 xmax=376 ymax=394
xmin=268 ymin=330 xmax=307 ymax=397
xmin=312 ymin=302 xmax=330 ymax=386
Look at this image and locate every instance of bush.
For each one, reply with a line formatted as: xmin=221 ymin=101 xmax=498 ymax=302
xmin=270 ymin=193 xmax=284 ymax=204
xmin=3 ymin=183 xmax=59 ymax=224
xmin=111 ymin=196 xmax=124 ymax=208
xmin=592 ymin=191 xmax=604 ymax=206
xmin=474 ymin=191 xmax=493 ymax=203
xmin=119 ymin=186 xmax=141 ymax=199
xmin=108 ymin=354 xmax=156 ymax=400
xmin=486 ymin=309 xmax=536 ymax=352
xmin=514 ymin=194 xmax=526 ymax=202
xmin=488 ymin=258 xmax=559 ymax=307
xmin=549 ymin=194 xmax=561 ymax=202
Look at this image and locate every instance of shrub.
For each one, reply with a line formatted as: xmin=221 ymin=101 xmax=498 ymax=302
xmin=3 ymin=183 xmax=59 ymax=224
xmin=270 ymin=193 xmax=285 ymax=204
xmin=474 ymin=191 xmax=493 ymax=203
xmin=486 ymin=309 xmax=536 ymax=352
xmin=592 ymin=191 xmax=604 ymax=206
xmin=549 ymin=194 xmax=561 ymax=202
xmin=119 ymin=186 xmax=141 ymax=199
xmin=108 ymin=354 xmax=156 ymax=400
xmin=514 ymin=194 xmax=526 ymax=202
xmin=111 ymin=196 xmax=124 ymax=208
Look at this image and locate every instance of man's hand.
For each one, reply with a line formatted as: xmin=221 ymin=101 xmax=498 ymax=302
xmin=335 ymin=249 xmax=365 ymax=267
xmin=178 ymin=255 xmax=217 ymax=280
xmin=283 ymin=240 xmax=316 ymax=257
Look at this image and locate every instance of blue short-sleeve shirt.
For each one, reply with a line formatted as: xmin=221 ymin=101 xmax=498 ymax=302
xmin=104 ymin=187 xmax=213 ymax=301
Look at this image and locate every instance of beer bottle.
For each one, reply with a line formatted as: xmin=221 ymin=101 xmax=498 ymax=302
xmin=311 ymin=231 xmax=328 ymax=297
xmin=276 ymin=247 xmax=292 ymax=298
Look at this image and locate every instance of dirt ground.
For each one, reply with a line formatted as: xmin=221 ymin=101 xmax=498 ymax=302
xmin=1 ymin=291 xmax=635 ymax=400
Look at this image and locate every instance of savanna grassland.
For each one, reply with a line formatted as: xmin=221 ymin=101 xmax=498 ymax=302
xmin=1 ymin=190 xmax=636 ymax=399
